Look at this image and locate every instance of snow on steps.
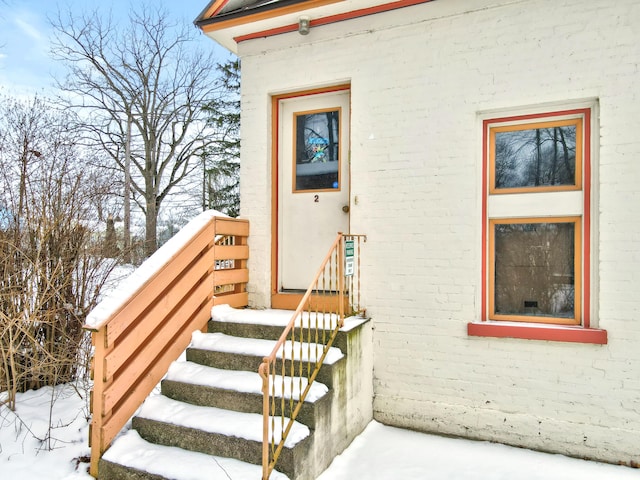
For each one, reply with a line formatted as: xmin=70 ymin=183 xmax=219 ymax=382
xmin=136 ymin=394 xmax=309 ymax=447
xmin=165 ymin=360 xmax=329 ymax=403
xmin=101 ymin=430 xmax=289 ymax=480
xmin=211 ymin=304 xmax=368 ymax=334
xmin=190 ymin=331 xmax=344 ymax=365
xmin=98 ymin=305 xmax=372 ymax=480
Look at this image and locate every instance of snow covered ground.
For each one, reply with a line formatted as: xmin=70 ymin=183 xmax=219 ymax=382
xmin=1 ymin=384 xmax=638 ymax=480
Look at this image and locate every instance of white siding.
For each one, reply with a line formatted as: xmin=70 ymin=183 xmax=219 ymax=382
xmin=237 ymin=0 xmax=640 ymax=465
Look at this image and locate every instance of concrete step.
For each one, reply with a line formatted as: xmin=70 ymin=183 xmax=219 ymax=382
xmin=208 ymin=304 xmax=368 ymax=358
xmin=97 ymin=305 xmax=372 ymax=480
xmin=131 ymin=394 xmax=312 ymax=480
xmin=99 ymin=430 xmax=289 ymax=480
xmin=186 ymin=331 xmax=344 ymax=389
xmin=161 ymin=360 xmax=332 ymax=428
xmin=209 ymin=305 xmax=341 ymax=342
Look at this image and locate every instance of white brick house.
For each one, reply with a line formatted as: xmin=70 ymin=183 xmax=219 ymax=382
xmin=195 ymin=0 xmax=640 ymax=467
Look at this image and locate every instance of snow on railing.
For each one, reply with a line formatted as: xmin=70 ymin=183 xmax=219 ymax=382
xmin=258 ymin=233 xmax=366 ymax=480
xmin=83 ymin=211 xmax=249 ymax=478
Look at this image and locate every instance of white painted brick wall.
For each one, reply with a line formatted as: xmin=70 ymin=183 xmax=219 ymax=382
xmin=236 ymin=0 xmax=640 ymax=465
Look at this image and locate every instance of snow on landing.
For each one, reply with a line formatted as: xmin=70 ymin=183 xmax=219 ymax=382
xmin=137 ymin=395 xmax=310 ymax=448
xmin=103 ymin=430 xmax=289 ymax=480
xmin=190 ymin=330 xmax=344 ymax=365
xmin=212 ymin=304 xmax=368 ymax=332
xmin=166 ymin=361 xmax=329 ymax=402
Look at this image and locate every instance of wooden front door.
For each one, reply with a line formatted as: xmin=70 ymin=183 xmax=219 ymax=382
xmin=276 ymin=88 xmax=351 ymax=295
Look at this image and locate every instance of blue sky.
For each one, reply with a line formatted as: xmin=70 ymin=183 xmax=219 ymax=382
xmin=0 ymin=0 xmax=228 ymax=95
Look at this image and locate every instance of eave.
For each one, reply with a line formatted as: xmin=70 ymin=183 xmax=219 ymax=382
xmin=194 ymin=0 xmax=435 ymax=53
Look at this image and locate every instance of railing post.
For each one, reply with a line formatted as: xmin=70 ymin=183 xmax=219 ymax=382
xmin=259 ymin=361 xmax=270 ymax=480
xmin=89 ymin=328 xmax=107 ymax=477
xmin=338 ymin=234 xmax=345 ymax=328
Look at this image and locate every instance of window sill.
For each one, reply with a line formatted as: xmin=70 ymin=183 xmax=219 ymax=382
xmin=467 ymin=322 xmax=607 ymax=344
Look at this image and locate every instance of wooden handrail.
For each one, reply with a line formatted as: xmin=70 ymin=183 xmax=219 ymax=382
xmin=84 ymin=211 xmax=249 ymax=478
xmin=259 ymin=233 xmax=366 ymax=479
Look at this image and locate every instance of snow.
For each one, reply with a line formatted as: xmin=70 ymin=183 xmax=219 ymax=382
xmin=135 ymin=395 xmax=310 ymax=448
xmin=102 ymin=430 xmax=289 ymax=480
xmin=2 ymin=385 xmax=639 ymax=480
xmin=191 ymin=330 xmax=345 ymax=365
xmin=0 ymin=384 xmax=92 ymax=479
xmin=317 ymin=421 xmax=640 ymax=480
xmin=212 ymin=303 xmax=368 ymax=332
xmin=166 ymin=361 xmax=329 ymax=403
xmin=85 ymin=210 xmax=228 ymax=329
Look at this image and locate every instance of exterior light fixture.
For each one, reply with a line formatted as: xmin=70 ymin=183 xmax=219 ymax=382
xmin=298 ymin=16 xmax=310 ymax=35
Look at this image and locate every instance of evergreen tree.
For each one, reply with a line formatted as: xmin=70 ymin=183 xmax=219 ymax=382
xmin=203 ymin=58 xmax=240 ymax=217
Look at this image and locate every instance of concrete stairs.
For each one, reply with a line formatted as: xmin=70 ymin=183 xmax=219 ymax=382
xmin=97 ymin=306 xmax=373 ymax=480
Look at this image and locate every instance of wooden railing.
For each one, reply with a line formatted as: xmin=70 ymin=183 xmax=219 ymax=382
xmin=83 ymin=212 xmax=249 ymax=478
xmin=258 ymin=233 xmax=366 ymax=480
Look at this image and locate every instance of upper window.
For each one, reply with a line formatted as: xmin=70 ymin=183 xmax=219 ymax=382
xmin=490 ymin=118 xmax=583 ymax=193
xmin=482 ymin=107 xmax=592 ymax=327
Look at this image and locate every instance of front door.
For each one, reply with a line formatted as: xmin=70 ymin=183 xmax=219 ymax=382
xmin=277 ymin=89 xmax=350 ymax=292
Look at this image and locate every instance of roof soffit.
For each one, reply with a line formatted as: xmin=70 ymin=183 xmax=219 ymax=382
xmin=194 ymin=0 xmax=434 ymax=53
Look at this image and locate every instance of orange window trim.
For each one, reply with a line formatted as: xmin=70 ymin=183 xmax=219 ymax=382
xmin=291 ymin=106 xmax=342 ymax=194
xmin=478 ymin=107 xmax=599 ymax=342
xmin=488 ymin=117 xmax=583 ymax=195
xmin=488 ymin=216 xmax=582 ymax=326
xmin=467 ymin=322 xmax=607 ymax=345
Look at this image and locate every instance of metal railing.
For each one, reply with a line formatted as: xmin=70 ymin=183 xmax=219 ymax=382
xmin=83 ymin=213 xmax=249 ymax=478
xmin=258 ymin=233 xmax=366 ymax=479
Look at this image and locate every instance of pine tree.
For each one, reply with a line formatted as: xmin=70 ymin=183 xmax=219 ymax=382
xmin=203 ymin=58 xmax=240 ymax=217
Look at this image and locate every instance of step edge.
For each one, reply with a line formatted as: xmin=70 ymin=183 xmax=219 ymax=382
xmin=166 ymin=361 xmax=330 ymax=403
xmin=102 ymin=430 xmax=290 ymax=480
xmin=190 ymin=331 xmax=344 ymax=365
xmin=136 ymin=395 xmax=310 ymax=448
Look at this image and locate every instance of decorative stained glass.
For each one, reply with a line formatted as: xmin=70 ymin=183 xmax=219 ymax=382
xmin=294 ymin=108 xmax=340 ymax=191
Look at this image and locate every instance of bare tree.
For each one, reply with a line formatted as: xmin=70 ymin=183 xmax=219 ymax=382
xmin=50 ymin=5 xmax=222 ymax=257
xmin=0 ymin=95 xmax=118 ymax=410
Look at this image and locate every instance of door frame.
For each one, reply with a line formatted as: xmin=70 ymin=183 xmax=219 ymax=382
xmin=270 ymin=83 xmax=351 ymax=309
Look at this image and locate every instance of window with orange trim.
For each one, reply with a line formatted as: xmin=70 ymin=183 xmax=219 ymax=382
xmin=477 ymin=106 xmax=602 ymax=340
xmin=489 ymin=117 xmax=582 ymax=194
xmin=489 ymin=217 xmax=581 ymax=324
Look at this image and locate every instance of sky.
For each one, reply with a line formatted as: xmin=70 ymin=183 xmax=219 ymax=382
xmin=0 ymin=0 xmax=228 ymax=96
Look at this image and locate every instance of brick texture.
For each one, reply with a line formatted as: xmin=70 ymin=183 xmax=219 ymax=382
xmin=236 ymin=0 xmax=640 ymax=466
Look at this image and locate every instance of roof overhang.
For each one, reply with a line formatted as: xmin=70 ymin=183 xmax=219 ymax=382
xmin=194 ymin=0 xmax=435 ymax=53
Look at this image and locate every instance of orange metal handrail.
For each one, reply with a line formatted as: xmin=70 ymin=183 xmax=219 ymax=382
xmin=83 ymin=212 xmax=249 ymax=478
xmin=259 ymin=233 xmax=366 ymax=479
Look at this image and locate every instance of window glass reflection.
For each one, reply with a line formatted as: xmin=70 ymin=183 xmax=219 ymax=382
xmin=295 ymin=109 xmax=340 ymax=191
xmin=495 ymin=125 xmax=576 ymax=189
xmin=494 ymin=222 xmax=575 ymax=318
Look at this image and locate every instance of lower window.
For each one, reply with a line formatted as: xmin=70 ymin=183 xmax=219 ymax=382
xmin=490 ymin=217 xmax=581 ymax=325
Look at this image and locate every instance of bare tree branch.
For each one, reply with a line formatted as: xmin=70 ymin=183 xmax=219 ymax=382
xmin=50 ymin=4 xmax=222 ymax=257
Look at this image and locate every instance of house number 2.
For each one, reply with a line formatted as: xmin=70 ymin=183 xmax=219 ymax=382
xmin=314 ymin=195 xmax=319 ymax=203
